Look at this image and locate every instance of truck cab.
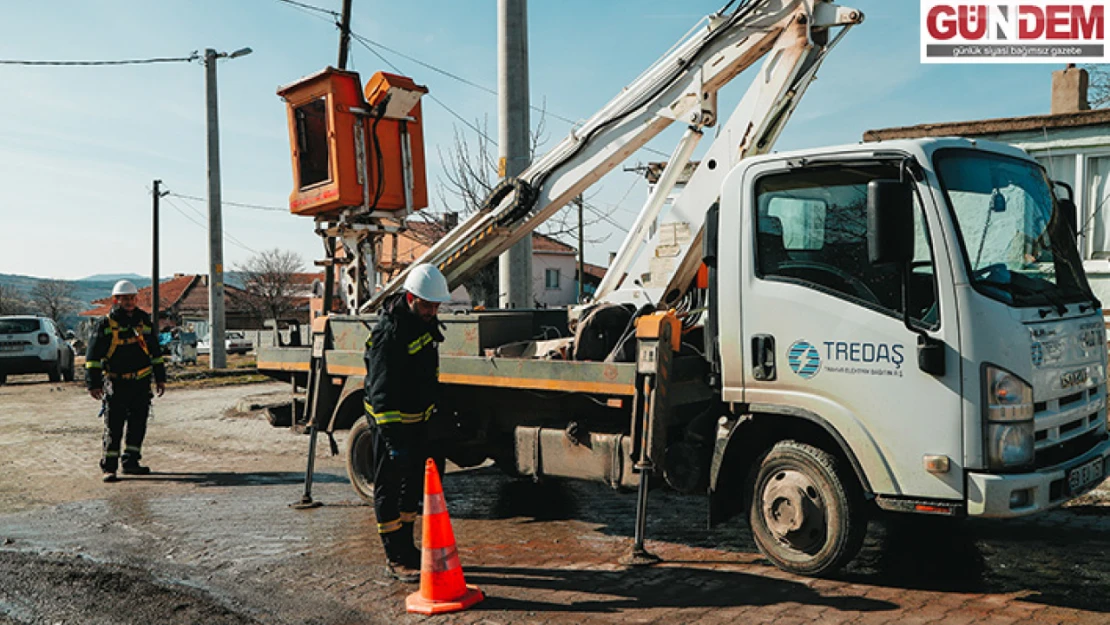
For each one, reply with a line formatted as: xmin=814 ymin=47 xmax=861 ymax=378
xmin=712 ymin=138 xmax=1108 ymax=554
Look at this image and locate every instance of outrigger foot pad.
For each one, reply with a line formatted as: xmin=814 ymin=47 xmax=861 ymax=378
xmin=620 ymin=545 xmax=662 ymax=567
xmin=290 ymin=497 xmax=324 ymax=510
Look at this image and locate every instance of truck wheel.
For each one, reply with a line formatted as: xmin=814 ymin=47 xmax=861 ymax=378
xmin=748 ymin=440 xmax=866 ymax=577
xmin=48 ymin=361 xmax=62 ymax=383
xmin=345 ymin=417 xmax=376 ymax=504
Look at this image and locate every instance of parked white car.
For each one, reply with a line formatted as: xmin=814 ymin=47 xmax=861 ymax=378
xmin=196 ymin=331 xmax=254 ymax=355
xmin=0 ymin=316 xmax=76 ymax=384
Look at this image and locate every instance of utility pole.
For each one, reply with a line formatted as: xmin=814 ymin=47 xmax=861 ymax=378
xmin=204 ymin=46 xmax=251 ymax=370
xmin=498 ymin=0 xmax=532 ymax=309
xmin=292 ymin=0 xmax=355 ymax=513
xmin=576 ymin=195 xmax=584 ymax=303
xmin=337 ymin=0 xmax=353 ymax=68
xmin=317 ymin=0 xmax=354 ymax=319
xmin=152 ymin=180 xmax=165 ymax=336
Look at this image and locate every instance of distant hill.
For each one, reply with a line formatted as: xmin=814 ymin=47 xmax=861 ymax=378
xmin=79 ymin=273 xmax=148 ymax=283
xmin=0 ymin=273 xmax=153 ymax=329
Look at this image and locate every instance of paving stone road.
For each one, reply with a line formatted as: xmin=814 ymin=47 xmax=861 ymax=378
xmin=1 ymin=379 xmax=1109 ymax=624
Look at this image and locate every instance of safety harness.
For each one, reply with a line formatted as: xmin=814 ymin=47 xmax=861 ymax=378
xmin=94 ymin=318 xmax=156 ymax=380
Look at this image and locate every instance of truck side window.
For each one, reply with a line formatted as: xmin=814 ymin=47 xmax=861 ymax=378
xmin=755 ymin=165 xmax=939 ymax=328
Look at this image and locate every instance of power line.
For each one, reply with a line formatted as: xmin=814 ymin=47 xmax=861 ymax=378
xmin=0 ymin=53 xmax=199 ymax=66
xmin=159 ymin=192 xmax=258 ymax=255
xmin=274 ymin=0 xmax=340 ymax=18
xmin=348 ymin=31 xmax=493 ymax=143
xmin=167 ymin=192 xmax=286 ymax=213
xmin=169 ymin=194 xmax=258 ymax=254
xmin=350 ymin=32 xmax=580 ymax=127
xmin=344 ymin=31 xmax=671 ymax=159
xmin=279 ymin=1 xmax=669 ymax=158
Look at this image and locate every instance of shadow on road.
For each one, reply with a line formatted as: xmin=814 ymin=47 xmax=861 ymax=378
xmin=124 ymin=471 xmax=348 ymax=488
xmin=843 ymin=512 xmax=1110 ymax=613
xmin=443 ymin=466 xmax=1110 ymax=614
xmin=464 ymin=564 xmax=898 ymax=614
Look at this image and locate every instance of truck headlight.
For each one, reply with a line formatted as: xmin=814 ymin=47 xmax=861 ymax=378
xmin=984 ymin=365 xmax=1034 ymax=470
xmin=987 ymin=422 xmax=1034 ymax=468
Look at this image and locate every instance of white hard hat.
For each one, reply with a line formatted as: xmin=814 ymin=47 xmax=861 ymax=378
xmin=403 ymin=264 xmax=451 ymax=303
xmin=112 ymin=280 xmax=139 ymax=296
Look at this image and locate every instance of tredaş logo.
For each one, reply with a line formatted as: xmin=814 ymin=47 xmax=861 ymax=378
xmin=921 ymin=1 xmax=1108 ymax=63
xmin=788 ymin=340 xmax=822 ymax=379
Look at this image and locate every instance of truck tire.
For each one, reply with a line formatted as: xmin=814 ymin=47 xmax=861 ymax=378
xmin=748 ymin=440 xmax=866 ymax=577
xmin=345 ymin=417 xmax=376 ymax=504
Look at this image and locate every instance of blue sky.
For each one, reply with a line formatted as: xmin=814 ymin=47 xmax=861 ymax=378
xmin=0 ymin=1 xmax=1075 ymax=280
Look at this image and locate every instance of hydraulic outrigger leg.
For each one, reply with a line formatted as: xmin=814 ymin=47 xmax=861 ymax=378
xmin=621 ymin=312 xmax=680 ymax=566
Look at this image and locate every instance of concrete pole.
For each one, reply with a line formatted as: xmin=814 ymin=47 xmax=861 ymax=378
xmin=205 ymin=48 xmax=228 ymax=369
xmin=498 ymin=0 xmax=532 ymax=309
xmin=152 ymin=180 xmax=161 ymax=336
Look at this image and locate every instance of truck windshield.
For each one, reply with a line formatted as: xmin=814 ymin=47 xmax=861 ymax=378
xmin=935 ymin=149 xmax=1096 ymax=309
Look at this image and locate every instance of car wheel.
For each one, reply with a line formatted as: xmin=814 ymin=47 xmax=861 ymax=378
xmin=345 ymin=417 xmax=376 ymax=504
xmin=48 ymin=360 xmax=62 ymax=383
xmin=748 ymin=440 xmax=867 ymax=577
xmin=63 ymin=360 xmax=75 ymax=382
xmin=0 ymin=373 xmax=6 ymax=385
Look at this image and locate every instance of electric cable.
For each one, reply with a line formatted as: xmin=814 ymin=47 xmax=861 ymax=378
xmin=167 ymin=193 xmax=286 ymax=212
xmin=274 ymin=0 xmax=340 ymax=18
xmin=159 ymin=191 xmax=259 ymax=255
xmin=0 ymin=53 xmax=199 ymax=66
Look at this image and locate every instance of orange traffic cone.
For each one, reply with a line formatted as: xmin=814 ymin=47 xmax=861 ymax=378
xmin=405 ymin=458 xmax=484 ymax=615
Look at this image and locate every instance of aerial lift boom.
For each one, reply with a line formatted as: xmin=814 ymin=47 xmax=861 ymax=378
xmin=366 ymin=0 xmax=862 ymax=312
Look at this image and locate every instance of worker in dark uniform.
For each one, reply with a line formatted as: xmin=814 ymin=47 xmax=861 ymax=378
xmin=364 ymin=264 xmax=450 ymax=582
xmin=86 ymin=280 xmax=167 ymax=483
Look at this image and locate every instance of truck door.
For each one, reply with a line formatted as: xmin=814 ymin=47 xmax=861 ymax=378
xmin=735 ymin=159 xmax=963 ymax=500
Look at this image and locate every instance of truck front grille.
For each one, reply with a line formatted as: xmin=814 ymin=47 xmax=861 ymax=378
xmin=1033 ymin=382 xmax=1107 ymax=470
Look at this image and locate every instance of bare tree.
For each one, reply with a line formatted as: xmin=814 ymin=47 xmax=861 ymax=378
xmin=29 ymin=279 xmax=79 ymax=327
xmin=236 ymin=249 xmax=306 ymax=323
xmin=414 ymin=113 xmax=613 ymax=306
xmin=0 ymin=284 xmax=32 ymax=316
xmin=1080 ymin=65 xmax=1110 ymax=108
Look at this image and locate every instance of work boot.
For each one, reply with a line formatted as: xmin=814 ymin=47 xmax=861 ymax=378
xmin=385 ymin=560 xmax=421 ymax=583
xmin=401 ymin=521 xmax=422 ymax=569
xmin=121 ymin=463 xmax=151 ymax=475
xmin=382 ymin=532 xmax=421 ymax=583
xmin=102 ymin=472 xmax=118 ymax=483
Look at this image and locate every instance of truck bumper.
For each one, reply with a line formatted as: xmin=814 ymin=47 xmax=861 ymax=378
xmin=966 ymin=436 xmax=1110 ymax=518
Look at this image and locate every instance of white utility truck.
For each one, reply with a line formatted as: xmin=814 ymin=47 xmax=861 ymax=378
xmin=260 ymin=0 xmax=1109 ymax=576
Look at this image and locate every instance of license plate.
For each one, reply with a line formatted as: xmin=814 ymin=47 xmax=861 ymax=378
xmin=1068 ymin=457 xmax=1106 ymax=495
xmin=0 ymin=344 xmax=21 ymax=352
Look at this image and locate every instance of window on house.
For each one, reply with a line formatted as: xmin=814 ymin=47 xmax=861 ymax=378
xmin=545 ymin=268 xmax=560 ymax=290
xmin=1086 ymin=155 xmax=1110 ymax=259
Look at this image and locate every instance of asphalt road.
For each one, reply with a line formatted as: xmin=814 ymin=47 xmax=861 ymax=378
xmin=1 ymin=377 xmax=1109 ymax=624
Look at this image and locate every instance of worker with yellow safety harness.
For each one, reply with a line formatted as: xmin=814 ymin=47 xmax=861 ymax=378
xmin=363 ymin=264 xmax=450 ymax=582
xmin=85 ymin=280 xmax=166 ymax=483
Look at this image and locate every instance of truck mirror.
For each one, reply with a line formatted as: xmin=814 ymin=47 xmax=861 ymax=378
xmin=867 ymin=179 xmax=914 ymax=265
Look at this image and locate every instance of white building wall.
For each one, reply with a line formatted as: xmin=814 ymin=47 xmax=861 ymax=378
xmin=532 ymin=252 xmax=578 ymax=307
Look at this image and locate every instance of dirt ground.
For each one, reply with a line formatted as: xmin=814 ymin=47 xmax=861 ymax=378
xmin=3 ymin=374 xmax=1110 ymax=625
xmin=0 ymin=375 xmax=364 ymax=624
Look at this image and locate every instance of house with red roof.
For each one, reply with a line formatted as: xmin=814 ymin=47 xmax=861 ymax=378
xmin=81 ymin=274 xmax=278 ymax=331
xmin=385 ymin=217 xmax=606 ymax=307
